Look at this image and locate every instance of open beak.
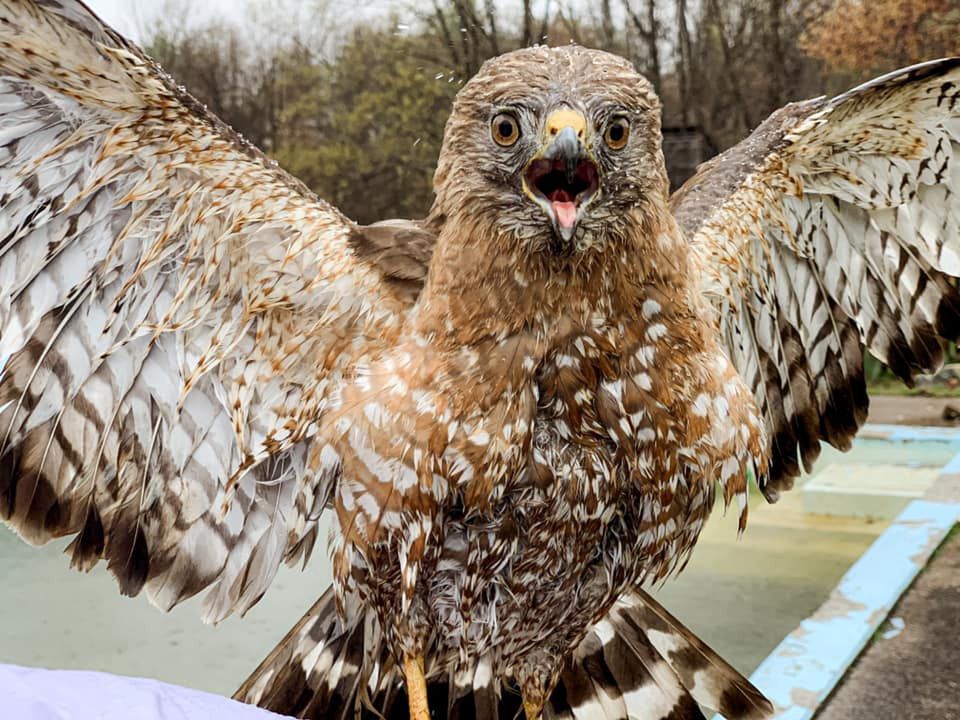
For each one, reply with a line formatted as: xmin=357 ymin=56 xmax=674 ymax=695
xmin=523 ymin=109 xmax=599 ymax=255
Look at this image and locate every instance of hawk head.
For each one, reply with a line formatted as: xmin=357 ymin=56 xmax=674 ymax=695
xmin=430 ymin=45 xmax=668 ymax=259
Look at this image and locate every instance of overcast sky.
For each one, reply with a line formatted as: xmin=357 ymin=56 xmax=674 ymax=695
xmin=84 ymin=0 xmax=406 ymax=41
xmin=83 ymin=1 xmax=565 ymax=43
xmin=84 ymin=0 xmax=468 ymax=40
xmin=84 ymin=0 xmax=229 ymax=38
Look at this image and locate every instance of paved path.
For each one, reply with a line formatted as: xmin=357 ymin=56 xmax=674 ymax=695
xmin=815 ymin=528 xmax=960 ymax=720
xmin=867 ymin=394 xmax=960 ymax=427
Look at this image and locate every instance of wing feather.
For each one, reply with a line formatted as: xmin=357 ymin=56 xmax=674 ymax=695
xmin=673 ymin=58 xmax=960 ymax=497
xmin=0 ymin=0 xmax=430 ymax=621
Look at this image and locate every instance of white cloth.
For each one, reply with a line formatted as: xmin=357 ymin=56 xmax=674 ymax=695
xmin=0 ymin=664 xmax=293 ymax=720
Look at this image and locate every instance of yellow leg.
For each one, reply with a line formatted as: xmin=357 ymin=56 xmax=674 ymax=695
xmin=403 ymin=654 xmax=430 ymax=720
xmin=523 ymin=696 xmax=543 ymax=720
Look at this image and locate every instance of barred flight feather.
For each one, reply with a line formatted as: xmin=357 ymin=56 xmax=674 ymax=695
xmin=0 ymin=0 xmax=426 ymax=622
xmin=235 ymin=588 xmax=770 ymax=720
xmin=673 ymin=57 xmax=960 ymax=498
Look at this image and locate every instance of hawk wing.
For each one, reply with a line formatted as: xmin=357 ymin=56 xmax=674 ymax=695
xmin=0 ymin=0 xmax=431 ymax=622
xmin=673 ymin=58 xmax=960 ymax=499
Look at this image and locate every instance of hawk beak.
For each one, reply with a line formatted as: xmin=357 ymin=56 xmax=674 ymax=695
xmin=523 ymin=109 xmax=599 ymax=255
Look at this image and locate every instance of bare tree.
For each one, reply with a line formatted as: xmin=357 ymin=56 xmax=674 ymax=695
xmin=428 ymin=0 xmax=464 ymax=72
xmin=523 ymin=0 xmax=535 ymax=46
xmin=415 ymin=1 xmax=556 ymax=81
xmin=623 ymin=0 xmax=662 ymax=94
xmin=675 ymin=0 xmax=694 ymax=125
xmin=484 ymin=0 xmax=500 ymax=55
xmin=705 ymin=0 xmax=752 ymax=136
xmin=600 ymin=0 xmax=616 ymax=47
xmin=766 ymin=0 xmax=787 ymax=107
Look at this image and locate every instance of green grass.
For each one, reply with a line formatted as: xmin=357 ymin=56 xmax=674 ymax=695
xmin=863 ymin=345 xmax=960 ymax=396
xmin=867 ymin=379 xmax=960 ymax=397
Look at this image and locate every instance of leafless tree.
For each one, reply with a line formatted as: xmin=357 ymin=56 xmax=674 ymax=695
xmin=623 ymin=1 xmax=662 ymax=94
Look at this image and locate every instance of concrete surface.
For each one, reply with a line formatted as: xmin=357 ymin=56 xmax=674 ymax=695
xmin=655 ymin=492 xmax=883 ymax=675
xmin=867 ymin=395 xmax=960 ymax=427
xmin=815 ymin=527 xmax=960 ymax=720
xmin=0 ymin=522 xmax=332 ymax=696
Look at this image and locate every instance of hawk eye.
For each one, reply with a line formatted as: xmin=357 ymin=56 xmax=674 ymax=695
xmin=491 ymin=113 xmax=521 ymax=147
xmin=604 ymin=117 xmax=630 ymax=150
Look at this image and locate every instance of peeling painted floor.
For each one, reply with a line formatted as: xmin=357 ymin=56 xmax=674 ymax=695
xmin=651 ymin=491 xmax=883 ymax=676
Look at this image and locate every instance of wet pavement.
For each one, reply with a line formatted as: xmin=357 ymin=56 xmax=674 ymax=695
xmin=815 ymin=528 xmax=960 ymax=720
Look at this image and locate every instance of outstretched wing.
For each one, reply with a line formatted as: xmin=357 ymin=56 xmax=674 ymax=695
xmin=673 ymin=58 xmax=960 ymax=499
xmin=0 ymin=0 xmax=431 ymax=622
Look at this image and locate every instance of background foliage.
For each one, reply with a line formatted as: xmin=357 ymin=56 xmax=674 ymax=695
xmin=144 ymin=0 xmax=960 ymax=378
xmin=144 ymin=0 xmax=960 ymax=224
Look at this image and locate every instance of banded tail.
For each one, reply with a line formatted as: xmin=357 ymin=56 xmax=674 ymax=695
xmin=234 ymin=588 xmax=773 ymax=720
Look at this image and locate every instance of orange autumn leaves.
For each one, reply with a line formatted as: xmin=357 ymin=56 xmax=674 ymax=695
xmin=802 ymin=0 xmax=960 ymax=75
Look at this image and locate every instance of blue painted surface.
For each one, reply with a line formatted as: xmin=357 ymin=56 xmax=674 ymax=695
xmin=939 ymin=450 xmax=960 ymax=476
xmin=858 ymin=423 xmax=960 ymax=443
xmin=715 ymin=500 xmax=959 ymax=720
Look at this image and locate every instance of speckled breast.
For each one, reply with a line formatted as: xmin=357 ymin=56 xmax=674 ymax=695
xmin=331 ymin=295 xmax=761 ymax=686
xmin=425 ymin=328 xmax=720 ymax=675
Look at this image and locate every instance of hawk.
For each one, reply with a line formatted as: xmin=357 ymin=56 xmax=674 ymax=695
xmin=1 ymin=2 xmax=958 ymax=719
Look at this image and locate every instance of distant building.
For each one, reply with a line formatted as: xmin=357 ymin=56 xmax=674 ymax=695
xmin=661 ymin=126 xmax=717 ymax=192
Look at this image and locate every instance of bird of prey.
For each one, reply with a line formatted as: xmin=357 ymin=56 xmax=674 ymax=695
xmin=1 ymin=1 xmax=959 ymax=719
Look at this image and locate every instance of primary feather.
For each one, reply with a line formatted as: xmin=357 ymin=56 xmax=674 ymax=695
xmin=0 ymin=0 xmax=420 ymax=623
xmin=674 ymin=58 xmax=960 ymax=498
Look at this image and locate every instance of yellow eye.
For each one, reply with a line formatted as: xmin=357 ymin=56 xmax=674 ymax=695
xmin=491 ymin=113 xmax=521 ymax=147
xmin=604 ymin=117 xmax=630 ymax=150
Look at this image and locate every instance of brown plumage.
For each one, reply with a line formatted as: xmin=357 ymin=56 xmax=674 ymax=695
xmin=1 ymin=2 xmax=959 ymax=719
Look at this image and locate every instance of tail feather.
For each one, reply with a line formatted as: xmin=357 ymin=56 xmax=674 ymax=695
xmin=546 ymin=590 xmax=773 ymax=720
xmin=548 ymin=609 xmax=707 ymax=720
xmin=617 ymin=591 xmax=773 ymax=720
xmin=234 ymin=589 xmax=375 ymax=719
xmin=234 ymin=587 xmax=772 ymax=720
xmin=446 ymin=660 xmax=521 ymax=720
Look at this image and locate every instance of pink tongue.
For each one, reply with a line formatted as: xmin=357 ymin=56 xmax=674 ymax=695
xmin=553 ymin=201 xmax=577 ymax=229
